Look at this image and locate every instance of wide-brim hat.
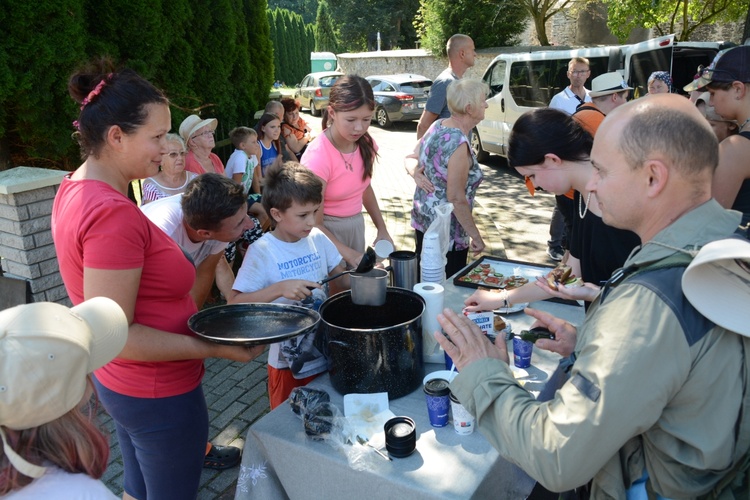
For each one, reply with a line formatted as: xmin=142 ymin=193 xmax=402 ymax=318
xmin=684 ymin=46 xmax=750 ymax=93
xmin=179 ymin=114 xmax=218 ymax=144
xmin=589 ymin=72 xmax=633 ymax=98
xmin=682 ymin=237 xmax=750 ymax=336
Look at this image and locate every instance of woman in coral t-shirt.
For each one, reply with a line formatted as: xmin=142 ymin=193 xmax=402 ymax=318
xmin=52 ymin=61 xmax=263 ymax=500
xmin=301 ymin=75 xmax=393 ymax=273
xmin=180 ymin=114 xmax=225 ymax=175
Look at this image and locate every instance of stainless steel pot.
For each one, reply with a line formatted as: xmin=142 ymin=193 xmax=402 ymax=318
xmin=350 ymin=268 xmax=388 ymax=306
xmin=320 ymin=288 xmax=425 ymax=399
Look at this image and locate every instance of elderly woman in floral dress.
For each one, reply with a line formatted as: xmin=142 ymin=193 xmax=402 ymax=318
xmin=411 ymin=78 xmax=488 ymax=277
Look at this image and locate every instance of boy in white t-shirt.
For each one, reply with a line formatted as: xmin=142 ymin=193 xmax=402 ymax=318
xmin=226 ymin=126 xmax=268 ymax=229
xmin=228 ymin=162 xmax=345 ymax=409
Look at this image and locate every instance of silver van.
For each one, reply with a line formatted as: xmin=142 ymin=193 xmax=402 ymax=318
xmin=472 ymin=35 xmax=730 ymax=161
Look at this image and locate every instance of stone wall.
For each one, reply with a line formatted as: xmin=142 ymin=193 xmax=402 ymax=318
xmin=335 ymin=3 xmax=743 ymax=80
xmin=0 ymin=167 xmax=68 ymax=305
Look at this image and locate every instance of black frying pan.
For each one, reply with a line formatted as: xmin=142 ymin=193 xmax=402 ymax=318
xmin=188 ymin=303 xmax=320 ymax=346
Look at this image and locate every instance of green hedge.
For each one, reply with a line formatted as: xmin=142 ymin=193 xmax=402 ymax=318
xmin=0 ymin=0 xmax=275 ymax=170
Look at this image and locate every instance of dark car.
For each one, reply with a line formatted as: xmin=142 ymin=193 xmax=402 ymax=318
xmin=294 ymin=71 xmax=344 ymax=116
xmin=366 ymin=74 xmax=432 ymax=128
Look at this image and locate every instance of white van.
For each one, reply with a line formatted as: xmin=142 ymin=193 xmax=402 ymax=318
xmin=472 ymin=35 xmax=731 ymax=160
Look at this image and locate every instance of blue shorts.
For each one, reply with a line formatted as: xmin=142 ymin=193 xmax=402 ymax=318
xmin=94 ymin=377 xmax=208 ymax=500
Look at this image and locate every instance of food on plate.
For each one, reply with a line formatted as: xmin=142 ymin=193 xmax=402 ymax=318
xmin=458 ymin=261 xmax=529 ymax=289
xmin=545 ymin=263 xmax=581 ymax=291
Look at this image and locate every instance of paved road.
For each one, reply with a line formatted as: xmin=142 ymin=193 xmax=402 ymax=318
xmin=100 ymin=113 xmax=558 ymax=499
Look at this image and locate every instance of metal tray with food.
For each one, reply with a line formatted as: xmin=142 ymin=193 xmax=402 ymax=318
xmin=453 ymin=256 xmax=553 ymax=290
xmin=188 ymin=303 xmax=320 ymax=346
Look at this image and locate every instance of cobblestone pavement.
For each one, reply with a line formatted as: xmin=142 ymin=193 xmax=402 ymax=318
xmin=100 ymin=117 xmax=558 ymax=498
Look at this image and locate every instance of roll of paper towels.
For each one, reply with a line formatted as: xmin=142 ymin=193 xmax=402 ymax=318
xmin=413 ymin=282 xmax=445 ymax=362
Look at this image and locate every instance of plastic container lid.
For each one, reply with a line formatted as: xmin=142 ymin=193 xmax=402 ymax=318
xmin=424 ymin=378 xmax=450 ymax=397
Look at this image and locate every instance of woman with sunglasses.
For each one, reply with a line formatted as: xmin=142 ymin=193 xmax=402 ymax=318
xmin=180 ymin=114 xmax=225 ymax=175
xmin=141 ymin=133 xmax=196 ymax=204
xmin=685 ymin=45 xmax=750 ymax=226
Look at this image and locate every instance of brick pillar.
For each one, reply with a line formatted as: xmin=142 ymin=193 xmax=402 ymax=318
xmin=0 ymin=167 xmax=68 ymax=305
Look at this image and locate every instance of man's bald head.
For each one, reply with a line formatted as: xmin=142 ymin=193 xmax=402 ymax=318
xmin=603 ymin=94 xmax=718 ymax=180
xmin=447 ymin=34 xmax=473 ymax=59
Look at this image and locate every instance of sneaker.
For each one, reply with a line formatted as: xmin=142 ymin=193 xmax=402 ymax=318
xmin=547 ymin=247 xmax=564 ymax=261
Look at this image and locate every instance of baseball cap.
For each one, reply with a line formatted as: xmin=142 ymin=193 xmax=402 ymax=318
xmin=683 ymin=46 xmax=750 ymax=92
xmin=589 ymin=72 xmax=632 ymax=98
xmin=0 ymin=297 xmax=127 ymax=478
xmin=682 ymin=237 xmax=750 ymax=336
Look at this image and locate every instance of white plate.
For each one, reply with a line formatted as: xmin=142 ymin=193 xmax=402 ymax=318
xmin=493 ymin=302 xmax=528 ymax=314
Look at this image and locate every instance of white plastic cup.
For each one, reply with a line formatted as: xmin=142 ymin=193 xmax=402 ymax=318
xmin=450 ymin=392 xmax=475 ymax=435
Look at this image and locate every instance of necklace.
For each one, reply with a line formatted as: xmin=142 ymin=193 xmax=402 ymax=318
xmin=327 ymin=129 xmax=357 ymax=171
xmin=739 ymin=117 xmax=750 ymax=132
xmin=578 ymin=191 xmax=592 ymax=219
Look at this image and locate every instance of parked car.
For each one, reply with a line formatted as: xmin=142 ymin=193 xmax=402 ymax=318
xmin=366 ymin=74 xmax=432 ymax=128
xmin=294 ymin=71 xmax=344 ymax=116
xmin=472 ymin=35 xmax=729 ymax=162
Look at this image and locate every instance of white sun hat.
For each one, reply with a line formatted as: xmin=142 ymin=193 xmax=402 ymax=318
xmin=682 ymin=237 xmax=750 ymax=336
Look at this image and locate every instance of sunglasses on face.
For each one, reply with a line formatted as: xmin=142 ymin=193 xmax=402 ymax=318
xmin=697 ymin=65 xmax=738 ymax=82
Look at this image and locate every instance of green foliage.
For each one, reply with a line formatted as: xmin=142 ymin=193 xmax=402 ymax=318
xmin=416 ymin=0 xmax=526 ymax=55
xmin=0 ymin=0 xmax=276 ymax=169
xmin=267 ymin=7 xmax=315 ymax=85
xmin=268 ymin=0 xmax=319 ymax=24
xmin=327 ymin=0 xmax=420 ymax=52
xmin=315 ymin=0 xmax=341 ymax=52
xmin=1 ymin=0 xmax=87 ymax=169
xmin=603 ymin=0 xmax=749 ymax=42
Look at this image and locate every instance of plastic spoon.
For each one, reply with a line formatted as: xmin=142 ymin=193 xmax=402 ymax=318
xmin=356 ymin=435 xmax=392 ymax=461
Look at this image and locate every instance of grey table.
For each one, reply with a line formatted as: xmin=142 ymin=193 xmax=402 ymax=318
xmin=235 ymin=281 xmax=585 ymax=500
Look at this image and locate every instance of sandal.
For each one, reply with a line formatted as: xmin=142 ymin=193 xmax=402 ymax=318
xmin=204 ymin=443 xmax=241 ymax=470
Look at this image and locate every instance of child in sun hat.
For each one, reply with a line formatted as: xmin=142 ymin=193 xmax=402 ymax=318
xmin=0 ymin=297 xmax=127 ymax=497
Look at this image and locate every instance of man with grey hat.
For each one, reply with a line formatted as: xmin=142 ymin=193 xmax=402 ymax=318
xmin=0 ymin=297 xmax=127 ymax=497
xmin=435 ymin=94 xmax=750 ymax=498
xmin=573 ymin=71 xmax=632 ymax=136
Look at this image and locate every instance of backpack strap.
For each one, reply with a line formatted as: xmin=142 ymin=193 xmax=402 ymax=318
xmin=573 ymin=104 xmax=606 ymax=117
xmin=603 ymin=240 xmax=750 ymax=497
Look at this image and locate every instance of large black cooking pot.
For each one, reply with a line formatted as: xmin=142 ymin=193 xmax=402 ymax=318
xmin=320 ymin=287 xmax=425 ymax=399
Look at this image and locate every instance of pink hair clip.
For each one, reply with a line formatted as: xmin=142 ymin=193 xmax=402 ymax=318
xmin=80 ymin=73 xmax=113 ymax=110
xmin=72 ymin=120 xmax=80 ymax=130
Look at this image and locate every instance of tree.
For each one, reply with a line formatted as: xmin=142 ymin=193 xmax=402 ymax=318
xmin=315 ymin=0 xmax=341 ymax=53
xmin=328 ymin=0 xmax=420 ymax=52
xmin=517 ymin=0 xmax=581 ymax=46
xmin=416 ymin=0 xmax=527 ymax=55
xmin=268 ymin=0 xmax=319 ymax=24
xmin=267 ymin=7 xmax=314 ymax=84
xmin=1 ymin=0 xmax=87 ymax=169
xmin=603 ymin=0 xmax=749 ymax=42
